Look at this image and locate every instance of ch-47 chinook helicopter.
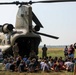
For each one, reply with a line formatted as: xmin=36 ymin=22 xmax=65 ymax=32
xmin=0 ymin=0 xmax=75 ymax=57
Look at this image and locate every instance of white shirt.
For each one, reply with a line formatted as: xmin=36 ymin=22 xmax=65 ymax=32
xmin=64 ymin=61 xmax=73 ymax=68
xmin=40 ymin=61 xmax=44 ymax=70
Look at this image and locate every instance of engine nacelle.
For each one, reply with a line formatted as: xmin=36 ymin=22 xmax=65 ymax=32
xmin=2 ymin=23 xmax=14 ymax=33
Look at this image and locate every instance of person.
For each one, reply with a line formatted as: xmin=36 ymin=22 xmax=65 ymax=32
xmin=42 ymin=60 xmax=50 ymax=72
xmin=0 ymin=49 xmax=3 ymax=62
xmin=68 ymin=44 xmax=75 ymax=58
xmin=74 ymin=43 xmax=76 ymax=49
xmin=42 ymin=44 xmax=47 ymax=58
xmin=64 ymin=46 xmax=68 ymax=57
xmin=29 ymin=50 xmax=37 ymax=59
xmin=18 ymin=60 xmax=26 ymax=72
xmin=64 ymin=58 xmax=74 ymax=72
xmin=12 ymin=43 xmax=19 ymax=60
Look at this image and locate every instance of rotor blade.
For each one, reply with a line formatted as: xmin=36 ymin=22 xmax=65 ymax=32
xmin=0 ymin=1 xmax=28 ymax=5
xmin=0 ymin=0 xmax=76 ymax=5
xmin=34 ymin=31 xmax=59 ymax=39
xmin=32 ymin=0 xmax=76 ymax=4
xmin=32 ymin=11 xmax=43 ymax=28
xmin=0 ymin=2 xmax=18 ymax=5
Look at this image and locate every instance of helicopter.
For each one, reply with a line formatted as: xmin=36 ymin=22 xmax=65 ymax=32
xmin=0 ymin=0 xmax=75 ymax=58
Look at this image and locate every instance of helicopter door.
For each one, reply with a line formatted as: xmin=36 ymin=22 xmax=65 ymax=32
xmin=15 ymin=37 xmax=41 ymax=57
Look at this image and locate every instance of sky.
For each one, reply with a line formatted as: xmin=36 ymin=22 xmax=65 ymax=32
xmin=0 ymin=0 xmax=76 ymax=46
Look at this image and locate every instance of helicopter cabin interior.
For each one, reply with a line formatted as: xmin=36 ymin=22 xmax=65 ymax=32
xmin=14 ymin=37 xmax=41 ymax=58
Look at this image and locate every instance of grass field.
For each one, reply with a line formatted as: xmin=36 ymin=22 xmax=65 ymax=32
xmin=0 ymin=71 xmax=74 ymax=75
xmin=38 ymin=48 xmax=65 ymax=58
xmin=0 ymin=48 xmax=76 ymax=75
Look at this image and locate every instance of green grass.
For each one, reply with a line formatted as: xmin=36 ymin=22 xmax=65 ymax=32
xmin=38 ymin=48 xmax=76 ymax=58
xmin=38 ymin=48 xmax=65 ymax=58
xmin=0 ymin=71 xmax=74 ymax=75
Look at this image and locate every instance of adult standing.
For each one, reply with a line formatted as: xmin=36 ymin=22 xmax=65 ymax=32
xmin=74 ymin=43 xmax=76 ymax=49
xmin=74 ymin=43 xmax=76 ymax=58
xmin=68 ymin=44 xmax=75 ymax=58
xmin=12 ymin=43 xmax=19 ymax=59
xmin=64 ymin=46 xmax=68 ymax=57
xmin=42 ymin=44 xmax=47 ymax=58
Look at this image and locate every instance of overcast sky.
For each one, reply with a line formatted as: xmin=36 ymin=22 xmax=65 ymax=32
xmin=0 ymin=0 xmax=76 ymax=46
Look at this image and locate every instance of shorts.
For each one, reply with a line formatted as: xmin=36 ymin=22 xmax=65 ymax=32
xmin=68 ymin=54 xmax=74 ymax=58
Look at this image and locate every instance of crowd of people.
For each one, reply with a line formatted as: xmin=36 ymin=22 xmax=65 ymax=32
xmin=0 ymin=44 xmax=76 ymax=73
xmin=64 ymin=44 xmax=75 ymax=59
xmin=2 ymin=55 xmax=76 ymax=73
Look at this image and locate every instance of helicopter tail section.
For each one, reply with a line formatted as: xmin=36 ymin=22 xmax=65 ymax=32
xmin=15 ymin=5 xmax=32 ymax=31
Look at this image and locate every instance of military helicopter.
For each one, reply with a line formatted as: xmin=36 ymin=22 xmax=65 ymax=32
xmin=0 ymin=0 xmax=75 ymax=57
